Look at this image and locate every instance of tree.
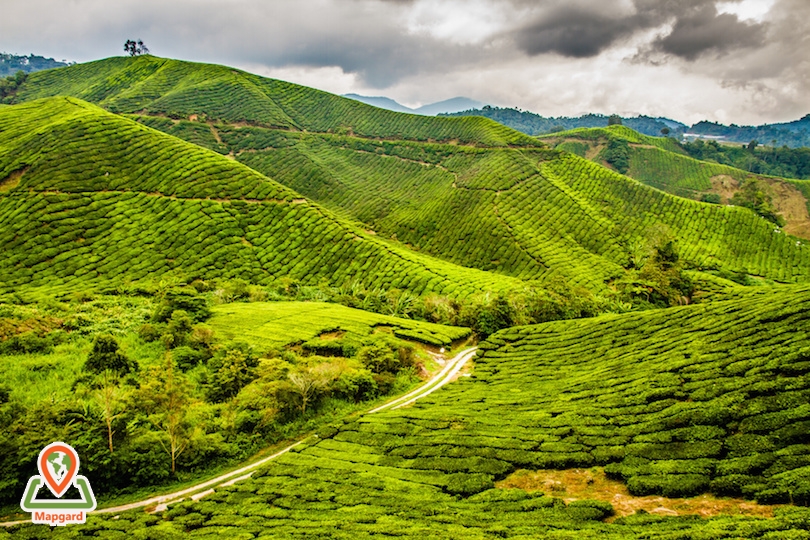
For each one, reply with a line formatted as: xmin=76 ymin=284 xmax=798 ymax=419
xmin=748 ymin=139 xmax=758 ymax=151
xmin=90 ymin=370 xmax=129 ymax=454
xmin=84 ymin=334 xmax=137 ymax=376
xmin=288 ymin=366 xmax=334 ymax=414
xmin=124 ymin=39 xmax=150 ymax=57
xmin=608 ymin=114 xmax=623 ymax=126
xmin=135 ymin=353 xmax=191 ymax=473
xmin=660 ymin=127 xmax=671 ymax=136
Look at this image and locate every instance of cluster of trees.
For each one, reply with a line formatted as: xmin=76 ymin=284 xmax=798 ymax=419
xmin=601 ymin=138 xmax=630 ymax=174
xmin=730 ymin=178 xmax=785 ymax=226
xmin=614 ymin=236 xmax=694 ymax=308
xmin=0 ymin=288 xmax=423 ymax=505
xmin=124 ymin=40 xmax=150 ymax=57
xmin=440 ymin=106 xmax=683 ymax=138
xmin=0 ymin=70 xmax=26 ymax=103
xmin=0 ymin=53 xmax=70 ymax=77
xmin=681 ymin=138 xmax=810 ymax=179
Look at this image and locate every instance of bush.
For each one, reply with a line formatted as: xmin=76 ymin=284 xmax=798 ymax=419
xmin=153 ymin=288 xmax=211 ymax=323
xmin=0 ymin=331 xmax=54 ymax=355
xmin=83 ymin=334 xmax=138 ymax=375
xmin=445 ymin=473 xmax=494 ymax=496
xmin=700 ymin=193 xmax=722 ymax=204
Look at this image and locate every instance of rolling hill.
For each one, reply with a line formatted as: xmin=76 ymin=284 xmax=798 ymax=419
xmin=0 ymin=97 xmax=521 ymax=296
xmin=9 ymin=56 xmax=810 ymax=294
xmin=13 ymin=56 xmax=534 ymax=147
xmin=541 ymin=126 xmax=810 ymax=239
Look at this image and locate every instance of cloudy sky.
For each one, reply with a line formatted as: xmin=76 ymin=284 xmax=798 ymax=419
xmin=2 ymin=0 xmax=808 ymax=125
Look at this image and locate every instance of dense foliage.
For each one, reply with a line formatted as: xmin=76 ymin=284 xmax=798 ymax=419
xmin=0 ymin=53 xmax=70 ymax=77
xmin=441 ymin=106 xmax=684 ymax=138
xmin=0 ymin=290 xmax=461 ymax=508
xmin=688 ymin=116 xmax=810 ymax=149
xmin=681 ymin=139 xmax=810 ymax=180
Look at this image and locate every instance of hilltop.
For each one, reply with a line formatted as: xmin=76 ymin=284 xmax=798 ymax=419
xmin=12 ymin=56 xmax=534 ymax=147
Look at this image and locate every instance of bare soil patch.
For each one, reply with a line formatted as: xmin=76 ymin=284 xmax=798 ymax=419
xmin=0 ymin=166 xmax=28 ymax=192
xmin=709 ymin=175 xmax=739 ymax=203
xmin=498 ymin=468 xmax=780 ymax=520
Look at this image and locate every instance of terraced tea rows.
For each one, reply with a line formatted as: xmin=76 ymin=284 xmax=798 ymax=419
xmin=15 ymin=56 xmax=539 ymax=147
xmin=208 ymin=301 xmax=471 ymax=350
xmin=0 ymin=98 xmax=522 ymax=296
xmin=15 ymin=286 xmax=810 ymax=538
xmin=11 ymin=57 xmax=810 ymax=291
xmin=543 ymin=127 xmax=810 ymax=234
xmin=217 ymin=127 xmax=810 ymax=287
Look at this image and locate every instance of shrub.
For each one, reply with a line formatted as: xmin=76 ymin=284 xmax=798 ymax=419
xmin=83 ymin=334 xmax=138 ymax=375
xmin=445 ymin=473 xmax=495 ymax=496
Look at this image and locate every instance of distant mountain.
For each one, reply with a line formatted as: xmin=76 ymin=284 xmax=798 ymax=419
xmin=414 ymin=97 xmax=484 ymax=116
xmin=343 ymin=94 xmax=484 ymax=116
xmin=342 ymin=94 xmax=414 ymax=114
xmin=441 ymin=106 xmax=686 ymax=139
xmin=0 ymin=53 xmax=72 ymax=77
xmin=446 ymin=106 xmax=810 ymax=148
xmin=686 ymin=115 xmax=810 ymax=148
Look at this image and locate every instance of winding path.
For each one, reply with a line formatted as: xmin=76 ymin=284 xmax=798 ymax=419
xmin=1 ymin=346 xmax=477 ymax=526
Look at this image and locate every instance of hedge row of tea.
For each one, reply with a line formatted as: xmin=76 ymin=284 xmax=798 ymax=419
xmin=208 ymin=301 xmax=471 ymax=350
xmin=543 ymin=154 xmax=810 ymax=281
xmin=0 ymin=98 xmax=522 ymax=296
xmin=627 ymin=146 xmax=746 ymax=198
xmin=15 ymin=55 xmax=539 ymax=147
xmin=210 ymin=126 xmax=810 ymax=288
xmin=10 ymin=286 xmax=810 ymax=538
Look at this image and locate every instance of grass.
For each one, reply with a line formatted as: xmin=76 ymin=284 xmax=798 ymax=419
xmin=208 ymin=301 xmax=471 ymax=351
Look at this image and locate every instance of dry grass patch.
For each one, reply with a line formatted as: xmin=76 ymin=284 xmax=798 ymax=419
xmin=498 ymin=468 xmax=780 ymax=520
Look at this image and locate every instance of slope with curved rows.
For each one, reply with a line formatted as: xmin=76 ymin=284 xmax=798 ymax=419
xmin=0 ymin=97 xmax=522 ymax=296
xmin=13 ymin=56 xmax=539 ymax=147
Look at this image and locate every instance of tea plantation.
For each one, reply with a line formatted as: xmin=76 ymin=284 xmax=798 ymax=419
xmin=3 ymin=55 xmax=810 ymax=538
xmin=0 ymin=97 xmax=521 ymax=297
xmin=541 ymin=126 xmax=810 ymax=236
xmin=9 ymin=56 xmax=810 ymax=291
xmin=8 ymin=285 xmax=810 ymax=538
xmin=208 ymin=301 xmax=471 ymax=350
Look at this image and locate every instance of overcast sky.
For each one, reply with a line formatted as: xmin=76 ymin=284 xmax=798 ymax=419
xmin=2 ymin=0 xmax=807 ymax=125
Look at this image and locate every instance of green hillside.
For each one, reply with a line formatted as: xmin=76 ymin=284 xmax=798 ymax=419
xmin=9 ymin=57 xmax=810 ymax=293
xmin=0 ymin=97 xmax=521 ymax=296
xmin=12 ymin=56 xmax=538 ymax=147
xmin=542 ymin=126 xmax=810 ymax=238
xmin=222 ymin=128 xmax=810 ymax=287
xmin=13 ymin=285 xmax=810 ymax=538
xmin=209 ymin=301 xmax=471 ymax=350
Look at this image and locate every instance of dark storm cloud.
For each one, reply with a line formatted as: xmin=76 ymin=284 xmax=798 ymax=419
xmin=512 ymin=0 xmax=768 ymax=61
xmin=653 ymin=3 xmax=767 ymax=59
xmin=514 ymin=6 xmax=638 ymax=58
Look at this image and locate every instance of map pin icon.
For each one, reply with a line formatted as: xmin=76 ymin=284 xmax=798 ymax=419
xmin=38 ymin=442 xmax=80 ymax=498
